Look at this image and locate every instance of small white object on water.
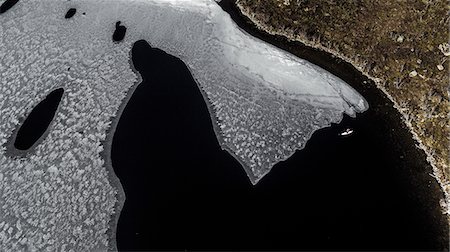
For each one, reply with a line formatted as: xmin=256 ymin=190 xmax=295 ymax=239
xmin=339 ymin=128 xmax=354 ymax=136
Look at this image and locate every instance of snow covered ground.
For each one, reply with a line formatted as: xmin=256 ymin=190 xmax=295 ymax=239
xmin=0 ymin=0 xmax=367 ymax=250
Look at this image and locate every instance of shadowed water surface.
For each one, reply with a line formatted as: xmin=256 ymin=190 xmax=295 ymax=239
xmin=111 ymin=40 xmax=447 ymax=251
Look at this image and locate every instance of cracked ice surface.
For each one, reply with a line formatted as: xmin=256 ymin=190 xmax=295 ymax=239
xmin=0 ymin=0 xmax=368 ymax=250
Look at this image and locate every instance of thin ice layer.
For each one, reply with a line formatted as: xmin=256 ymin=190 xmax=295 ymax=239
xmin=0 ymin=0 xmax=368 ymax=250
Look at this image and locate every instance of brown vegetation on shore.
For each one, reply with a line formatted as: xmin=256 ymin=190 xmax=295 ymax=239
xmin=236 ymin=0 xmax=449 ymax=212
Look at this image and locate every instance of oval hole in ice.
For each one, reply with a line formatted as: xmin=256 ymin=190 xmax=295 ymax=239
xmin=14 ymin=88 xmax=64 ymax=150
xmin=65 ymin=8 xmax=76 ymax=19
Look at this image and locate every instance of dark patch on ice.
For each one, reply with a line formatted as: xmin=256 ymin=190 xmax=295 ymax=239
xmin=113 ymin=21 xmax=126 ymax=42
xmin=65 ymin=8 xmax=76 ymax=19
xmin=0 ymin=0 xmax=19 ymax=14
xmin=14 ymin=88 xmax=64 ymax=150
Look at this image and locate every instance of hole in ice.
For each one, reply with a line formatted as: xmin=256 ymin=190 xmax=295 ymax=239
xmin=0 ymin=0 xmax=19 ymax=14
xmin=14 ymin=88 xmax=64 ymax=150
xmin=113 ymin=21 xmax=126 ymax=42
xmin=65 ymin=8 xmax=76 ymax=19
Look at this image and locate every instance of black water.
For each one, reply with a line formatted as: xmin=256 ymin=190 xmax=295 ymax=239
xmin=0 ymin=0 xmax=19 ymax=14
xmin=65 ymin=8 xmax=76 ymax=19
xmin=13 ymin=88 xmax=64 ymax=151
xmin=113 ymin=21 xmax=126 ymax=42
xmin=111 ymin=40 xmax=447 ymax=251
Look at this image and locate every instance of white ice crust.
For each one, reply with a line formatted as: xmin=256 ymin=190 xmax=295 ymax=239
xmin=0 ymin=0 xmax=368 ymax=250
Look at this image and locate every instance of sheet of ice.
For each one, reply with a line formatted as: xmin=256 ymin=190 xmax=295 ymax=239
xmin=0 ymin=0 xmax=368 ymax=250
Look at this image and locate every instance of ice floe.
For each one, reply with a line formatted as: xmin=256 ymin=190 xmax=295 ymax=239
xmin=0 ymin=0 xmax=367 ymax=250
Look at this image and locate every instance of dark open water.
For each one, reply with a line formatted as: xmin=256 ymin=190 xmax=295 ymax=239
xmin=110 ymin=37 xmax=447 ymax=250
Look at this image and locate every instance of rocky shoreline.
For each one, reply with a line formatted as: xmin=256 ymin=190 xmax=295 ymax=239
xmin=231 ymin=0 xmax=449 ymax=219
